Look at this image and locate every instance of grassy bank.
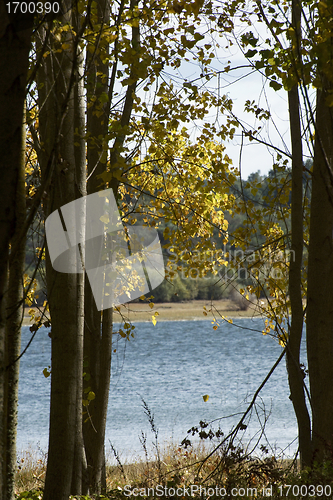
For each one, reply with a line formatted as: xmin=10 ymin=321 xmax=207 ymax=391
xmin=113 ymin=299 xmax=266 ymax=323
xmin=15 ymin=441 xmax=298 ymax=500
xmin=23 ymin=298 xmax=266 ymax=326
xmin=16 ymin=441 xmax=333 ymax=500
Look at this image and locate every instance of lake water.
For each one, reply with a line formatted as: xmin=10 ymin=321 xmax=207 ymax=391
xmin=17 ymin=318 xmax=304 ymax=461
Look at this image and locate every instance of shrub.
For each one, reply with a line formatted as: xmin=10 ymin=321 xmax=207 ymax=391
xmin=229 ymin=288 xmax=254 ymax=311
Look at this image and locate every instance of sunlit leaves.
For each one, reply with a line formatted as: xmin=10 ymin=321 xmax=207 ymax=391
xmin=233 ymin=0 xmax=333 ymax=93
xmin=124 ymin=129 xmax=235 ymax=281
xmin=29 ymin=0 xmax=241 ymax=323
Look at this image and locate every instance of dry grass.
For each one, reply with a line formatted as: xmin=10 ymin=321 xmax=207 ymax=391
xmin=14 ymin=442 xmax=214 ymax=496
xmin=105 ymin=441 xmax=212 ymax=491
xmin=112 ymin=299 xmax=265 ymax=324
xmin=15 ymin=447 xmax=47 ymax=495
xmin=23 ymin=299 xmax=266 ymax=327
xmin=15 ymin=440 xmax=290 ymax=499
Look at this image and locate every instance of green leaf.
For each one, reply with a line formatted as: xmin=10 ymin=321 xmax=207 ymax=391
xmin=245 ymin=49 xmax=257 ymax=58
xmin=255 ymin=60 xmax=265 ymax=70
xmin=99 ymin=91 xmax=109 ymax=103
xmin=260 ymin=49 xmax=274 ymax=59
xmin=194 ymin=32 xmax=204 ymax=42
xmin=269 ymin=80 xmax=282 ymax=91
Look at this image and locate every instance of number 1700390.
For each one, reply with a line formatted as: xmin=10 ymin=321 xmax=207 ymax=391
xmin=278 ymin=484 xmax=332 ymax=497
xmin=6 ymin=2 xmax=60 ymax=15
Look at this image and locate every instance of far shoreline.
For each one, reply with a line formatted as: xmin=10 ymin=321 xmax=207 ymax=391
xmin=24 ymin=299 xmax=267 ymax=326
xmin=115 ymin=298 xmax=266 ymax=323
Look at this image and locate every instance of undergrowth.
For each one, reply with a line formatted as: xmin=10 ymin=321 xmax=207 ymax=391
xmin=15 ymin=402 xmax=333 ymax=499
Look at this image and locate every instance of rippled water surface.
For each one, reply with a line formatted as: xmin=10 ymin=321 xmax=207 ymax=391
xmin=18 ymin=318 xmax=303 ymax=459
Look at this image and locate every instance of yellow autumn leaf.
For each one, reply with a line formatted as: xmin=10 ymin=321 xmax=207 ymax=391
xmin=87 ymin=391 xmax=95 ymax=401
xmin=202 ymin=394 xmax=209 ymax=402
xmin=152 ymin=315 xmax=157 ymax=326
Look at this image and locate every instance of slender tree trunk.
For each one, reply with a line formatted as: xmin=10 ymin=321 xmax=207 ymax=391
xmin=306 ymin=0 xmax=333 ymax=462
xmin=83 ymin=0 xmax=112 ymax=492
xmin=37 ymin=4 xmax=86 ymax=497
xmin=71 ymin=8 xmax=87 ymax=493
xmin=286 ymin=0 xmax=312 ymax=468
xmin=287 ymin=84 xmax=312 ymax=468
xmin=3 ymin=104 xmax=27 ymax=500
xmin=0 ymin=8 xmax=32 ymax=498
xmin=83 ymin=304 xmax=112 ymax=494
xmin=307 ymin=81 xmax=333 ymax=463
xmin=83 ymin=0 xmax=139 ymax=492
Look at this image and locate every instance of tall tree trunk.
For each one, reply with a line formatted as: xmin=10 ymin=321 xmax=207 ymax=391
xmin=0 ymin=7 xmax=32 ymax=498
xmin=71 ymin=7 xmax=87 ymax=493
xmin=306 ymin=0 xmax=333 ymax=463
xmin=83 ymin=0 xmax=139 ymax=492
xmin=286 ymin=0 xmax=312 ymax=468
xmin=83 ymin=0 xmax=113 ymax=492
xmin=37 ymin=4 xmax=86 ymax=497
xmin=307 ymin=80 xmax=333 ymax=463
xmin=3 ymin=104 xmax=27 ymax=500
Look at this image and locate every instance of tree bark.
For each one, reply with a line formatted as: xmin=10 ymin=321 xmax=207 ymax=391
xmin=0 ymin=6 xmax=32 ymax=498
xmin=37 ymin=5 xmax=86 ymax=498
xmin=306 ymin=0 xmax=333 ymax=463
xmin=83 ymin=0 xmax=112 ymax=493
xmin=287 ymin=83 xmax=312 ymax=468
xmin=307 ymin=82 xmax=333 ymax=463
xmin=286 ymin=0 xmax=312 ymax=468
xmin=71 ymin=7 xmax=87 ymax=494
xmin=3 ymin=103 xmax=27 ymax=500
xmin=83 ymin=0 xmax=140 ymax=492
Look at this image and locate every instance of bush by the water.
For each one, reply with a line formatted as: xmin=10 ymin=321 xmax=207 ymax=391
xmin=151 ymin=276 xmax=228 ymax=302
